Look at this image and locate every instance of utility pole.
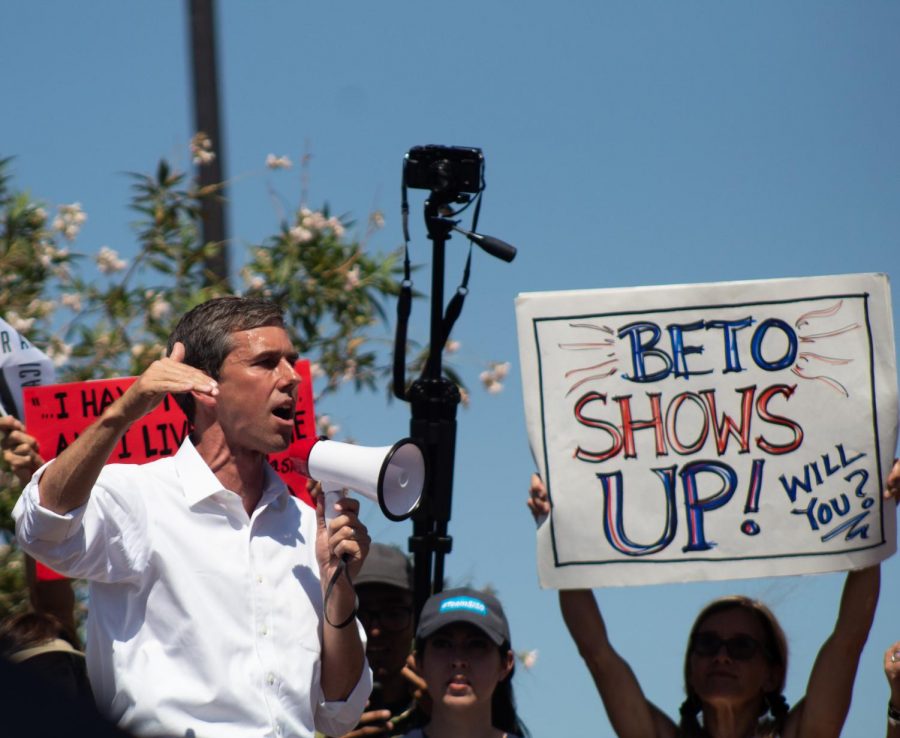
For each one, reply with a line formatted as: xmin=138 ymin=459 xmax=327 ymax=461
xmin=187 ymin=0 xmax=230 ymax=288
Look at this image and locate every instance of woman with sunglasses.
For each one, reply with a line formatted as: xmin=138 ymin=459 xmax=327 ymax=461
xmin=399 ymin=587 xmax=529 ymax=738
xmin=529 ymin=471 xmax=890 ymax=738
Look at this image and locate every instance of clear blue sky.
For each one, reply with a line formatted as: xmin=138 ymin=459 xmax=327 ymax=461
xmin=3 ymin=2 xmax=899 ymax=736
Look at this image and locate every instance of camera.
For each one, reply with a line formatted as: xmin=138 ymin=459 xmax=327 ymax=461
xmin=403 ymin=145 xmax=484 ymax=195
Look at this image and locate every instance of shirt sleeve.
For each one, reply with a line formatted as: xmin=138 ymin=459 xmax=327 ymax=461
xmin=13 ymin=461 xmax=88 ymax=544
xmin=13 ymin=460 xmax=149 ymax=582
xmin=312 ymin=620 xmax=374 ymax=737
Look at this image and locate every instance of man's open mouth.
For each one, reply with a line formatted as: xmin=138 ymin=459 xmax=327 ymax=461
xmin=272 ymin=406 xmax=293 ymax=421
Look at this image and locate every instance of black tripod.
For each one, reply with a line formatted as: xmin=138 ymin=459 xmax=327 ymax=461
xmin=394 ymin=179 xmax=516 ymax=619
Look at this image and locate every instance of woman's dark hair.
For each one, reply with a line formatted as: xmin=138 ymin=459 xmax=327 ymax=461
xmin=0 ymin=611 xmax=80 ymax=655
xmin=415 ymin=634 xmax=530 ymax=738
xmin=678 ymin=596 xmax=789 ymax=738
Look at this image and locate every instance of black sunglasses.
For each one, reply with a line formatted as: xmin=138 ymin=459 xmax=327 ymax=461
xmin=690 ymin=632 xmax=768 ymax=661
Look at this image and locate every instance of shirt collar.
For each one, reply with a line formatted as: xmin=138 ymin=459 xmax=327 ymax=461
xmin=175 ymin=438 xmax=289 ymax=509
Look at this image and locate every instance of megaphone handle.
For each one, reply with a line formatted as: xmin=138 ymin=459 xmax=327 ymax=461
xmin=322 ymin=484 xmax=347 ymax=522
xmin=320 ymin=481 xmax=359 ymax=630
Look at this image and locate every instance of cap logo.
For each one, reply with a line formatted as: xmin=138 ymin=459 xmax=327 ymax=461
xmin=439 ymin=596 xmax=487 ymax=616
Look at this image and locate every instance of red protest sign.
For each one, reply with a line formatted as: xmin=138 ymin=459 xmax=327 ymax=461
xmin=24 ymin=360 xmax=318 ymax=580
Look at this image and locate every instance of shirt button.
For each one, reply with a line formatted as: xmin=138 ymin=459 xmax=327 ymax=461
xmin=259 ymin=625 xmax=268 ymax=636
xmin=266 ymin=673 xmax=275 ymax=686
xmin=256 ymin=575 xmax=263 ymax=584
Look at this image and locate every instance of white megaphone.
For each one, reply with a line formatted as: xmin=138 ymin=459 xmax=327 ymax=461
xmin=292 ymin=436 xmax=426 ymax=521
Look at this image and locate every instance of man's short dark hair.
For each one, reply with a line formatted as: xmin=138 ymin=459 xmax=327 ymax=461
xmin=166 ymin=296 xmax=286 ymax=422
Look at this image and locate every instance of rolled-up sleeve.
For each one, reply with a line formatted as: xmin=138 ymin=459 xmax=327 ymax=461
xmin=13 ymin=461 xmax=88 ymax=547
xmin=13 ymin=461 xmax=147 ymax=582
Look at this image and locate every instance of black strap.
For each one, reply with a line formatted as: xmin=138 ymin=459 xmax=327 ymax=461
xmin=323 ymin=557 xmax=358 ymax=629
xmin=393 ymin=179 xmax=414 ymax=400
xmin=439 ymin=190 xmax=483 ymax=346
xmin=395 ymin=170 xmax=486 ymax=390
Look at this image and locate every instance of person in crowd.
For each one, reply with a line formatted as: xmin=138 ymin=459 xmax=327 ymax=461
xmin=13 ymin=296 xmax=373 ymax=738
xmin=0 ymin=610 xmax=132 ymax=736
xmin=325 ymin=543 xmax=427 ymax=738
xmin=399 ymin=586 xmax=528 ymax=738
xmin=885 ymin=640 xmax=900 ymax=738
xmin=1 ymin=415 xmax=77 ymax=633
xmin=0 ymin=610 xmax=92 ymax=708
xmin=884 ymin=456 xmax=900 ymax=738
xmin=528 ymin=470 xmax=889 ymax=738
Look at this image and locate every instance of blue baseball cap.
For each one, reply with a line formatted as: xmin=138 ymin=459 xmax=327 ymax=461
xmin=416 ymin=587 xmax=510 ymax=646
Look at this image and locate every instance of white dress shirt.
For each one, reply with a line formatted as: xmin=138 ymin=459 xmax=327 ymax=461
xmin=13 ymin=438 xmax=371 ymax=738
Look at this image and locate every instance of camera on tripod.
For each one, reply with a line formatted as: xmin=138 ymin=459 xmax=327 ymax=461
xmin=403 ymin=145 xmax=484 ymax=196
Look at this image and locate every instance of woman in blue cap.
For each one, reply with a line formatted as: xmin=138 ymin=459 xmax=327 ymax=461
xmin=400 ymin=587 xmax=529 ymax=738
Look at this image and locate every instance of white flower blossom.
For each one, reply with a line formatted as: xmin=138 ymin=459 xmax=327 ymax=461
xmin=309 ymin=362 xmax=325 ymax=380
xmin=52 ymin=202 xmax=87 ymax=241
xmin=445 ymin=340 xmax=460 ymax=354
xmin=344 ymin=264 xmax=361 ymax=290
xmin=316 ymin=415 xmax=340 ymax=439
xmin=61 ymin=293 xmax=83 ymax=312
xmin=245 ymin=274 xmax=265 ymax=290
xmin=326 ymin=216 xmax=345 ymax=238
xmin=479 ymin=369 xmax=503 ymax=394
xmin=342 ymin=359 xmax=357 ymax=382
xmin=458 ymin=386 xmax=470 ymax=408
xmin=265 ymin=154 xmax=293 ymax=170
xmin=191 ymin=132 xmax=216 ymax=166
xmin=47 ymin=341 xmax=73 ymax=368
xmin=27 ymin=298 xmax=56 ymax=318
xmin=492 ymin=361 xmax=511 ymax=380
xmin=518 ymin=649 xmax=539 ymax=670
xmin=301 ymin=210 xmax=328 ymax=232
xmin=479 ymin=360 xmax=511 ymax=394
xmin=289 ymin=225 xmax=314 ymax=244
xmin=38 ymin=239 xmax=69 ymax=267
xmin=369 ymin=210 xmax=385 ymax=230
xmin=5 ymin=312 xmax=34 ymax=332
xmin=130 ymin=343 xmax=145 ymax=358
xmin=96 ymin=246 xmax=127 ymax=274
xmin=149 ymin=295 xmax=172 ymax=320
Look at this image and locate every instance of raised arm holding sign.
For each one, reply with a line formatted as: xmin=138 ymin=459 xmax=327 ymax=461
xmin=530 ymin=474 xmax=884 ymax=738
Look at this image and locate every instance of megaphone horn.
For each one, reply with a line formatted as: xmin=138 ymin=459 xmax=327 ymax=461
xmin=293 ymin=437 xmax=426 ymax=522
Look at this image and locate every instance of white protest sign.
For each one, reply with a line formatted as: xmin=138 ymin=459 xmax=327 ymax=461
xmin=516 ymin=273 xmax=898 ymax=589
xmin=0 ymin=318 xmax=55 ymax=419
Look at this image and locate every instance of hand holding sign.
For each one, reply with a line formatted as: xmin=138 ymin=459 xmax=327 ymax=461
xmin=527 ymin=472 xmax=549 ymax=526
xmin=0 ymin=415 xmax=44 ymax=485
xmin=886 ymin=459 xmax=900 ymax=503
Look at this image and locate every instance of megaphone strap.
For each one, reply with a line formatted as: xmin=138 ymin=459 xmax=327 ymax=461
xmin=323 ymin=557 xmax=359 ymax=630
